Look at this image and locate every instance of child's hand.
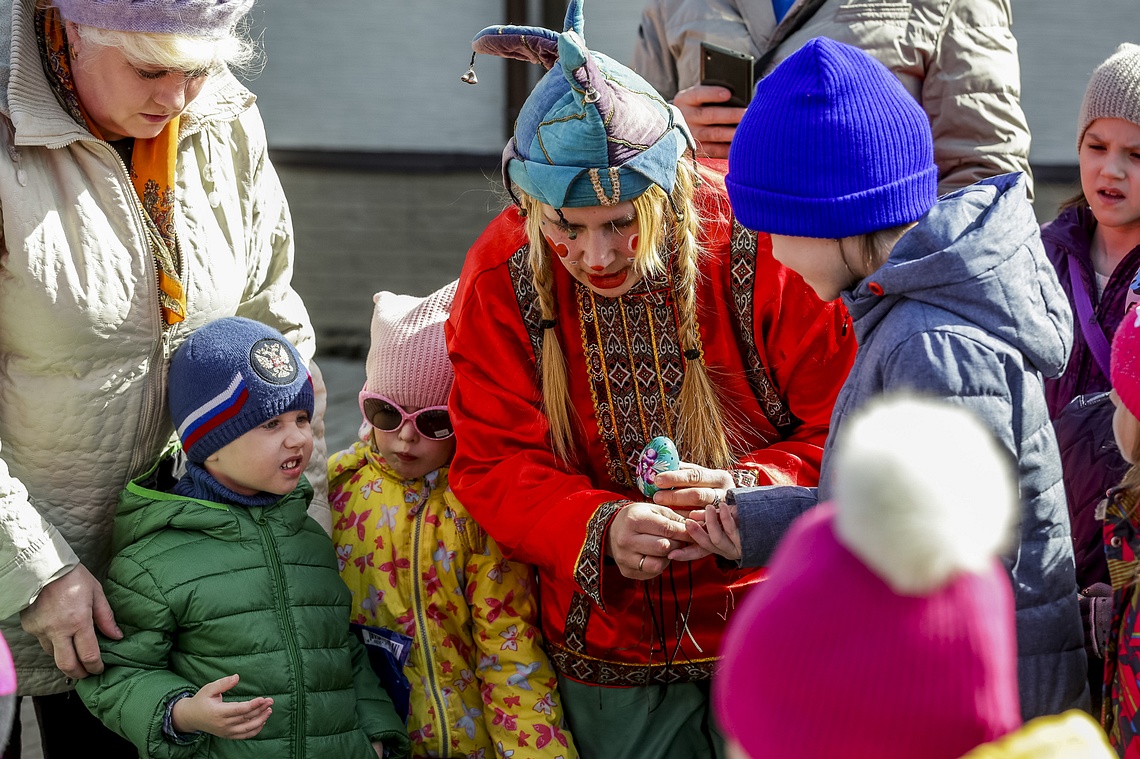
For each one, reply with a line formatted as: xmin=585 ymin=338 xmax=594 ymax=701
xmin=671 ymin=496 xmax=742 ymax=562
xmin=171 ymin=674 xmax=274 ymax=740
xmin=371 ymin=740 xmax=384 ymax=757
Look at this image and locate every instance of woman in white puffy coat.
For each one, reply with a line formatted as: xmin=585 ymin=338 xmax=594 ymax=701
xmin=0 ymin=1 xmax=328 ymax=755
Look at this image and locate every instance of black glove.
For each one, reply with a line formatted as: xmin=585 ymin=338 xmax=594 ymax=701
xmin=1079 ymin=583 xmax=1113 ymax=659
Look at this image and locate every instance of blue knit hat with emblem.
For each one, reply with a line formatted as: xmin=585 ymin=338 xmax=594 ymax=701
xmin=468 ymin=0 xmax=694 ymax=208
xmin=726 ymin=37 xmax=937 ymax=238
xmin=169 ymin=317 xmax=314 ymax=463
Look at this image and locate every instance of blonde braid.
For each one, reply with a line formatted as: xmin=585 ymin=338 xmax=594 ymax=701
xmin=522 ymin=195 xmax=576 ymax=463
xmin=667 ymin=165 xmax=733 ymax=468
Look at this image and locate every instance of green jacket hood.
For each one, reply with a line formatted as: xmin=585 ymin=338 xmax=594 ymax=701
xmin=114 ymin=460 xmax=314 ymax=553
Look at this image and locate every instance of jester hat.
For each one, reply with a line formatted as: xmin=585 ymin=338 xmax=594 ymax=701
xmin=470 ymin=0 xmax=694 ymax=209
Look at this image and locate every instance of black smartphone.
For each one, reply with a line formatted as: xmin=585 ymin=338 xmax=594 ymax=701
xmin=699 ymin=41 xmax=755 ymax=108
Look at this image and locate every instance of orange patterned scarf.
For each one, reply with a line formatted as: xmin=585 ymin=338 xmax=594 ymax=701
xmin=38 ymin=6 xmax=186 ymax=325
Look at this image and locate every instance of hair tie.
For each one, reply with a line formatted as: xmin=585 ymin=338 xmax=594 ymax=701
xmin=539 ymin=319 xmax=558 ymax=330
xmin=683 ymin=349 xmax=701 ymax=361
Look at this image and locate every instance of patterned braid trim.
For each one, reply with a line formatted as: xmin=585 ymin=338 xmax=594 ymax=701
xmin=728 ymin=469 xmax=760 ymax=488
xmin=728 ymin=223 xmax=796 ymax=432
xmin=563 ymin=592 xmax=592 ymax=654
xmin=506 ymin=243 xmax=545 ymax=372
xmin=548 ymin=643 xmax=717 ymax=686
xmin=573 ymin=500 xmax=631 ymax=610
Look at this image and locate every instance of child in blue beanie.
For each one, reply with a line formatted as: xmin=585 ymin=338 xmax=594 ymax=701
xmin=76 ymin=317 xmax=410 ymax=759
xmin=677 ymin=37 xmax=1089 ymax=721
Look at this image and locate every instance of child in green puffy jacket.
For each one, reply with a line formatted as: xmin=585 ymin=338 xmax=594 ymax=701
xmin=76 ymin=317 xmax=410 ymax=759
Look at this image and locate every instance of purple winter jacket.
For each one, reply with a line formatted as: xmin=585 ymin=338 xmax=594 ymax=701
xmin=1043 ymin=204 xmax=1140 ymax=416
xmin=1044 ymin=204 xmax=1140 ymax=588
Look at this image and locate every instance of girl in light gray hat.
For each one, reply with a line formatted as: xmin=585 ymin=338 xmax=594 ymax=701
xmin=1042 ymin=42 xmax=1140 ymax=719
xmin=0 ymin=1 xmax=326 ymax=756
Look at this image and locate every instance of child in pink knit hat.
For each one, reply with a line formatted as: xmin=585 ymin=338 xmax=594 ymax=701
xmin=1103 ymin=311 xmax=1140 ymax=755
xmin=328 ymin=282 xmax=578 ymax=759
xmin=0 ymin=631 xmax=14 ymax=754
xmin=715 ymin=394 xmax=1113 ymax=759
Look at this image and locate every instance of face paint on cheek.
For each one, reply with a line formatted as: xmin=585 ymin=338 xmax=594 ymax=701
xmin=627 ymin=234 xmax=639 ymax=253
xmin=545 ymin=235 xmax=571 ymax=258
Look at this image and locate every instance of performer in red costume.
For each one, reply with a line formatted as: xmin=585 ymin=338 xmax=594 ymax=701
xmin=446 ymin=2 xmax=856 ymax=755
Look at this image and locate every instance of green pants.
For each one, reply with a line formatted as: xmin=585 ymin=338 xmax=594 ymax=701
xmin=559 ymin=677 xmax=727 ymax=759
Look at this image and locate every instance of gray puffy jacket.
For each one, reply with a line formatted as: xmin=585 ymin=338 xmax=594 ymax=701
xmin=732 ymin=173 xmax=1087 ymax=720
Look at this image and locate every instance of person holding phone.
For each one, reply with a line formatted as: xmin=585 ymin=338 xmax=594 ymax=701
xmin=631 ymin=0 xmax=1033 ymax=196
xmin=698 ymin=41 xmax=754 ymax=108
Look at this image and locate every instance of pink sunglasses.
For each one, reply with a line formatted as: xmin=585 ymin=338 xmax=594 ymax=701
xmin=358 ymin=392 xmax=454 ymax=440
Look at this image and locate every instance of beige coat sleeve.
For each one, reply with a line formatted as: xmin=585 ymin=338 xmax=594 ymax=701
xmin=923 ymin=0 xmax=1033 ymax=196
xmin=631 ymin=0 xmax=757 ymax=101
xmin=0 ymin=152 xmax=78 ymax=619
xmin=0 ymin=451 xmax=80 ymax=618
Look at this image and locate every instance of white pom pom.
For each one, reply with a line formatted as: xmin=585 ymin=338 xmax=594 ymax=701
xmin=833 ymin=394 xmax=1017 ymax=596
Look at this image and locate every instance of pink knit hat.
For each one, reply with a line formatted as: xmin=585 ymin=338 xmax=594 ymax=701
xmin=1112 ymin=310 xmax=1140 ymax=422
xmin=0 ymin=631 xmax=14 ymax=753
xmin=715 ymin=395 xmax=1021 ymax=759
xmin=364 ymin=281 xmax=458 ymax=409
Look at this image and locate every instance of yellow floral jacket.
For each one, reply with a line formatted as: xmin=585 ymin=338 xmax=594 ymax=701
xmin=330 ymin=442 xmax=577 ymax=759
xmin=958 ymin=710 xmax=1113 ymax=758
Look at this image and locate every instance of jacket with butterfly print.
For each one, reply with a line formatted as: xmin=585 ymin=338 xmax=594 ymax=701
xmin=329 ymin=441 xmax=577 ymax=759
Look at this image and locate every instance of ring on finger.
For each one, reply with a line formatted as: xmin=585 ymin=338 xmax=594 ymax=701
xmin=638 ymin=555 xmax=646 ymax=572
xmin=711 ymin=491 xmax=722 ymax=508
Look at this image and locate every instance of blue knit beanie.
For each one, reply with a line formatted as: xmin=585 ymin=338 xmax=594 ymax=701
xmin=169 ymin=317 xmax=314 ymax=463
xmin=726 ymin=37 xmax=937 ymax=238
xmin=469 ymin=0 xmax=693 ymax=208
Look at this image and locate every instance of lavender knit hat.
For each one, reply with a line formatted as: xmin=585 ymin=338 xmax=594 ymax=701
xmin=365 ymin=281 xmax=458 ymax=410
xmin=1078 ymin=43 xmax=1140 ymax=150
xmin=467 ymin=0 xmax=694 ymax=208
xmin=54 ymin=0 xmax=254 ymax=38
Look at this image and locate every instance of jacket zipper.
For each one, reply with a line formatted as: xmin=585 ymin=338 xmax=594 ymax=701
xmin=411 ymin=501 xmax=449 ymax=754
xmin=94 ymin=140 xmax=177 ymax=476
xmin=256 ymin=511 xmax=306 ymax=758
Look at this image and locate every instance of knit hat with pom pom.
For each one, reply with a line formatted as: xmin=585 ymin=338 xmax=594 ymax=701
xmin=715 ymin=394 xmax=1021 ymax=759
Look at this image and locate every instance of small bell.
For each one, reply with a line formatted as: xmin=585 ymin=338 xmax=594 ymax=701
xmin=583 ymin=87 xmax=599 ymax=104
xmin=460 ymin=52 xmax=478 ymax=85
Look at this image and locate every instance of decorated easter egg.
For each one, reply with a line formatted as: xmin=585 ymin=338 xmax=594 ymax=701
xmin=636 ymin=436 xmax=680 ymax=497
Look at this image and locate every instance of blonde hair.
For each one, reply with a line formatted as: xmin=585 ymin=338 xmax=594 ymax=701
xmin=519 ymin=161 xmax=735 ymax=469
xmin=1121 ymin=465 xmax=1140 ymax=499
xmin=842 ymin=223 xmax=916 ymax=277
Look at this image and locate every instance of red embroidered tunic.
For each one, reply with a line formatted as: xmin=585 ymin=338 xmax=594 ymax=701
xmin=446 ymin=168 xmax=856 ymax=685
